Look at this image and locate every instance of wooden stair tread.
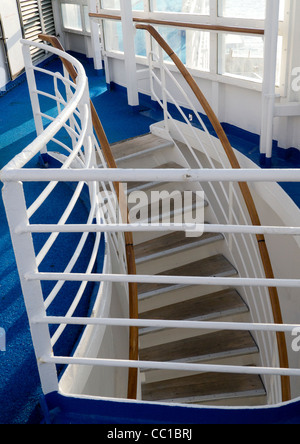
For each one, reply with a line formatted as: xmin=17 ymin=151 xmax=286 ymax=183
xmin=142 ymin=372 xmax=266 ymax=403
xmin=128 ymin=190 xmax=207 ymax=224
xmin=138 ymin=255 xmax=237 ymax=298
xmin=135 ymin=231 xmax=223 ymax=264
xmin=111 ymin=134 xmax=173 ymax=161
xmin=139 ymin=330 xmax=258 ymax=364
xmin=139 ymin=289 xmax=248 ymax=323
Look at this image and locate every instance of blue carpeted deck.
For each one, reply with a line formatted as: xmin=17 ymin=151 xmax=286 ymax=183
xmin=0 ymin=52 xmax=299 ymax=424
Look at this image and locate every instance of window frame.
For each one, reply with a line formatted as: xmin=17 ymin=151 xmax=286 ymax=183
xmin=97 ymin=0 xmax=289 ymax=93
xmin=59 ymin=0 xmax=91 ymax=36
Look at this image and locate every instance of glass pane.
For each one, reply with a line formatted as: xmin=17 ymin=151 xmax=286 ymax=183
xmin=154 ymin=26 xmax=209 ymax=71
xmin=101 ymin=0 xmax=121 ymax=9
xmin=219 ymin=0 xmax=266 ymax=19
xmin=83 ymin=6 xmax=91 ymax=33
xmin=61 ymin=3 xmax=83 ymax=31
xmin=151 ymin=0 xmax=209 ymax=15
xmin=132 ymin=0 xmax=144 ymax=11
xmin=219 ymin=34 xmax=264 ymax=82
xmin=219 ymin=0 xmax=285 ymax=20
xmin=104 ymin=20 xmax=123 ymax=52
xmin=135 ymin=28 xmax=147 ymax=56
xmin=103 ymin=21 xmax=146 ymax=57
xmin=186 ymin=30 xmax=210 ymax=71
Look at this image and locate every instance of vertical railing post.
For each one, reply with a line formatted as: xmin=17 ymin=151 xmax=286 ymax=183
xmin=2 ymin=180 xmax=58 ymax=395
xmin=22 ymin=44 xmax=47 ymax=155
xmin=260 ymin=0 xmax=280 ymax=166
xmin=159 ymin=46 xmax=169 ymax=132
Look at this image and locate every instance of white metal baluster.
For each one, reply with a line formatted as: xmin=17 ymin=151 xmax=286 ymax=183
xmin=2 ymin=181 xmax=58 ymax=395
xmin=22 ymin=44 xmax=47 ymax=155
xmin=159 ymin=46 xmax=169 ymax=132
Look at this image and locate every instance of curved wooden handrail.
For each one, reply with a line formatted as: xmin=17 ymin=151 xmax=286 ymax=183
xmin=38 ymin=34 xmax=139 ymax=400
xmin=136 ymin=24 xmax=291 ymax=402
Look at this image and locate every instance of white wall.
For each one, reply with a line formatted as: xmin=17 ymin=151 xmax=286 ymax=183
xmin=0 ymin=0 xmax=24 ymax=89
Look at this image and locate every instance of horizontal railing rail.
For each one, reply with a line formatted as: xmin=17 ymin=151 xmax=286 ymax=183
xmin=25 ymin=271 xmax=300 ymax=289
xmin=3 ymin=167 xmax=300 ymax=182
xmin=89 ymin=12 xmax=265 ymax=35
xmin=18 ymin=223 xmax=300 ymax=236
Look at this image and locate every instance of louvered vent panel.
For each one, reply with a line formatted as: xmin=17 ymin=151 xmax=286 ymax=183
xmin=41 ymin=0 xmax=55 ymax=36
xmin=18 ymin=0 xmax=55 ymax=62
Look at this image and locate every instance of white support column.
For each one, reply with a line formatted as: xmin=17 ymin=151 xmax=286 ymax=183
xmin=2 ymin=181 xmax=58 ymax=395
xmin=120 ymin=0 xmax=139 ymax=107
xmin=88 ymin=0 xmax=103 ymax=73
xmin=260 ymin=0 xmax=280 ymax=166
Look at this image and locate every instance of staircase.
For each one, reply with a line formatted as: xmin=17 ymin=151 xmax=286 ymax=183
xmin=111 ymin=133 xmax=267 ymax=407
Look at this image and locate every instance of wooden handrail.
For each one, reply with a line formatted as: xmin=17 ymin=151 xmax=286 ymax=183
xmin=38 ymin=34 xmax=139 ymax=400
xmin=89 ymin=12 xmax=265 ymax=35
xmin=136 ymin=24 xmax=291 ymax=402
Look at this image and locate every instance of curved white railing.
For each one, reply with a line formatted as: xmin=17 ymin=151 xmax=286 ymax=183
xmin=1 ymin=38 xmax=300 ymax=406
xmin=1 ymin=40 xmax=128 ymax=396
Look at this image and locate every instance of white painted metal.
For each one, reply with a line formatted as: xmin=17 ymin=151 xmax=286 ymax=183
xmin=41 ymin=355 xmax=300 ymax=378
xmin=2 ymin=181 xmax=58 ymax=395
xmin=26 ymin=270 xmax=300 ymax=289
xmin=1 ymin=38 xmax=300 ymax=403
xmin=19 ymin=222 xmax=300 ymax=236
xmin=88 ymin=0 xmax=103 ymax=71
xmin=33 ymin=315 xmax=300 ymax=335
xmin=2 ymin=167 xmax=300 ymax=182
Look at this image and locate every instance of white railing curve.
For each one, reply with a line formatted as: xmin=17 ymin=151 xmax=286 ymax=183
xmin=1 ymin=38 xmax=300 ymax=407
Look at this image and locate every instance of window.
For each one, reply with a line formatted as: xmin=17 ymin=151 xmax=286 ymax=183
xmin=83 ymin=5 xmax=91 ymax=33
xmin=219 ymin=0 xmax=267 ymax=20
xmin=103 ymin=19 xmax=123 ymax=52
xmin=99 ymin=0 xmax=287 ymax=87
xmin=132 ymin=0 xmax=144 ymax=11
xmin=217 ymin=0 xmax=286 ymax=85
xmin=151 ymin=26 xmax=210 ymax=72
xmin=150 ymin=0 xmax=209 ymax=15
xmin=219 ymin=0 xmax=285 ymax=21
xmin=219 ymin=34 xmax=265 ymax=82
xmin=101 ymin=0 xmax=121 ymax=9
xmin=61 ymin=3 xmax=83 ymax=31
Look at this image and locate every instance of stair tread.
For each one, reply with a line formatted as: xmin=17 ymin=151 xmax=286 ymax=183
xmin=111 ymin=134 xmax=173 ymax=160
xmin=138 ymin=255 xmax=237 ymax=298
xmin=139 ymin=289 xmax=248 ymax=323
xmin=128 ymin=190 xmax=207 ymax=225
xmin=142 ymin=371 xmax=266 ymax=403
xmin=140 ymin=330 xmax=258 ymax=363
xmin=135 ymin=231 xmax=223 ymax=263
